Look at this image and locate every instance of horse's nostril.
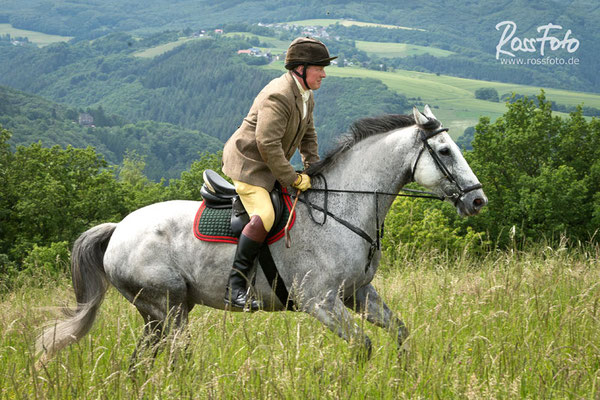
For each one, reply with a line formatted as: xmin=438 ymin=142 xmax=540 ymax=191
xmin=473 ymin=198 xmax=484 ymax=208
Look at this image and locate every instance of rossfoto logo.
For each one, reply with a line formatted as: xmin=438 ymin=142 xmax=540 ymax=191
xmin=495 ymin=21 xmax=580 ymax=66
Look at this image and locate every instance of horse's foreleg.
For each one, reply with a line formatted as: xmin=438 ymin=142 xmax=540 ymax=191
xmin=305 ymin=293 xmax=372 ymax=359
xmin=344 ymin=284 xmax=409 ymax=350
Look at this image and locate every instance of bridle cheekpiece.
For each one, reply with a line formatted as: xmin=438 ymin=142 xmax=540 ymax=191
xmin=411 ymin=127 xmax=483 ymax=205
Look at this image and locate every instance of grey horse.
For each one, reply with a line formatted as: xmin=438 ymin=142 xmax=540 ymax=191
xmin=37 ymin=106 xmax=487 ymax=363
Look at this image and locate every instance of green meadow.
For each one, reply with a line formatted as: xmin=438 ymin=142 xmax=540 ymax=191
xmin=284 ymin=18 xmax=426 ymax=31
xmin=265 ymin=61 xmax=600 ymax=135
xmin=0 ymin=24 xmax=73 ymax=47
xmin=134 ymin=32 xmax=291 ymax=59
xmin=1 ymin=245 xmax=598 ymax=398
xmin=355 ymin=40 xmax=454 ymax=58
xmin=224 ymin=32 xmax=291 ymax=54
xmin=133 ymin=36 xmax=208 ymax=58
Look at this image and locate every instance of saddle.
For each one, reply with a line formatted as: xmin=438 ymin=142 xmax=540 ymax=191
xmin=196 ymin=169 xmax=292 ymax=243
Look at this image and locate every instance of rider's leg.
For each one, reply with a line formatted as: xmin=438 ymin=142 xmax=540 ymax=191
xmin=224 ymin=180 xmax=275 ymax=310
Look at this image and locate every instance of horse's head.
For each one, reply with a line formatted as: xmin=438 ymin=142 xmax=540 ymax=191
xmin=411 ymin=106 xmax=487 ymax=217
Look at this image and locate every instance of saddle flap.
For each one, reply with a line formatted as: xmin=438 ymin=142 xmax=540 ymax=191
xmin=231 ymin=196 xmax=249 ymax=237
xmin=270 ymin=184 xmax=285 ymax=228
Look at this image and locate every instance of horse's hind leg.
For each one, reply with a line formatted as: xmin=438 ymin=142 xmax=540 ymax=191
xmin=129 ymin=293 xmax=190 ymax=369
xmin=344 ymin=283 xmax=409 ymax=350
xmin=305 ymin=293 xmax=372 ymax=359
xmin=114 ymin=272 xmax=190 ymax=369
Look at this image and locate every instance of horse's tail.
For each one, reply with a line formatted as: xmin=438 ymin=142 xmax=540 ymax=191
xmin=36 ymin=223 xmax=117 ymax=360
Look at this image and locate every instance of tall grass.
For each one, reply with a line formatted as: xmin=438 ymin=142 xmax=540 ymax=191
xmin=1 ymin=243 xmax=599 ymax=398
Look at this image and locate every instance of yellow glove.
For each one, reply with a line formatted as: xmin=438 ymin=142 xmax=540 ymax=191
xmin=292 ymin=173 xmax=311 ymax=191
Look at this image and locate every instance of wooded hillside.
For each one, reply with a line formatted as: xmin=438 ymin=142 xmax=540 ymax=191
xmin=0 ymin=34 xmax=409 ymax=177
xmin=3 ymin=0 xmax=597 ymax=92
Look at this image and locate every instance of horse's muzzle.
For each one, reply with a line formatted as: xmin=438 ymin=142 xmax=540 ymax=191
xmin=456 ymin=190 xmax=488 ymax=217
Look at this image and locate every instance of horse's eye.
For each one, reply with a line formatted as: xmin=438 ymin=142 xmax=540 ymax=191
xmin=439 ymin=147 xmax=451 ymax=156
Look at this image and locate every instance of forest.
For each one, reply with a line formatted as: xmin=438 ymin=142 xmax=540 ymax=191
xmin=0 ymin=85 xmax=223 ymax=181
xmin=0 ymin=34 xmax=409 ymax=179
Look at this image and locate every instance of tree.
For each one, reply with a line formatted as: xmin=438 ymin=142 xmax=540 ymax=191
xmin=474 ymin=88 xmax=499 ymax=102
xmin=118 ymin=150 xmax=167 ymax=209
xmin=0 ymin=126 xmax=15 ymax=258
xmin=166 ymin=151 xmax=225 ymax=200
xmin=1 ymin=138 xmax=129 ymax=262
xmin=464 ymin=91 xmax=600 ymax=245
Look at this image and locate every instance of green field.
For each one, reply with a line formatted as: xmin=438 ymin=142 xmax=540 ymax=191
xmin=224 ymin=32 xmax=290 ymax=54
xmin=133 ymin=36 xmax=209 ymax=58
xmin=355 ymin=40 xmax=454 ymax=58
xmin=2 ymin=246 xmax=598 ymax=398
xmin=265 ymin=61 xmax=600 ymax=135
xmin=285 ymin=18 xmax=426 ymax=31
xmin=0 ymin=24 xmax=73 ymax=47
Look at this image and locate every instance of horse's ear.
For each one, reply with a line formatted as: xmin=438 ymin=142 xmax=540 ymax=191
xmin=413 ymin=106 xmax=429 ymax=126
xmin=423 ymin=104 xmax=438 ymax=121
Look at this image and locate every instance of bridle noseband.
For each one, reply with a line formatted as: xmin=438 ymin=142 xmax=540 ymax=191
xmin=411 ymin=127 xmax=482 ymax=205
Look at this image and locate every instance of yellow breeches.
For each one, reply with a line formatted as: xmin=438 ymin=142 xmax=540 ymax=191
xmin=232 ymin=180 xmax=275 ymax=232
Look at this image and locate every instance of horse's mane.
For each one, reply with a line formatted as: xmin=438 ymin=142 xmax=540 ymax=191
xmin=306 ymin=113 xmax=441 ymax=176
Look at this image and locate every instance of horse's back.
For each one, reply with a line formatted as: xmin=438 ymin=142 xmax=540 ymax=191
xmin=102 ymin=200 xmax=244 ymax=310
xmin=103 ymin=201 xmax=199 ymax=291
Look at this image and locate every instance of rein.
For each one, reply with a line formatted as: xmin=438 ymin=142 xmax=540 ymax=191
xmin=284 ymin=125 xmax=483 ymax=273
xmin=287 ymin=174 xmax=442 ymax=273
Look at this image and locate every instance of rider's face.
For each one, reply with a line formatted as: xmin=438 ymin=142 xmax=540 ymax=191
xmin=302 ymin=65 xmax=327 ymax=90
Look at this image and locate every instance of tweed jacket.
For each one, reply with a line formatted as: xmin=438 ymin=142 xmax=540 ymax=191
xmin=222 ymin=72 xmax=320 ymax=191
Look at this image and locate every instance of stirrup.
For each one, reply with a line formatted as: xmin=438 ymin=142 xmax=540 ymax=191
xmin=224 ymin=287 xmax=262 ymax=311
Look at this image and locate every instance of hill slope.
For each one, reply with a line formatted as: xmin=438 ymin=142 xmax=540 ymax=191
xmin=0 ymin=34 xmax=410 ymax=158
xmin=0 ymin=85 xmax=223 ymax=181
xmin=2 ymin=0 xmax=598 ymax=93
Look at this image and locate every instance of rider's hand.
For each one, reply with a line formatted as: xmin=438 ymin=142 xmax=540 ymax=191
xmin=292 ymin=173 xmax=311 ymax=191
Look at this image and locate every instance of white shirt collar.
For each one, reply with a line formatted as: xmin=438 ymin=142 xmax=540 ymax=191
xmin=292 ymin=74 xmax=311 ymax=103
xmin=292 ymin=74 xmax=310 ymax=119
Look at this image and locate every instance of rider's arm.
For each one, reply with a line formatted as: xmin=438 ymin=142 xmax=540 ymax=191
xmin=300 ymin=115 xmax=319 ymax=170
xmin=255 ymin=92 xmax=299 ymax=187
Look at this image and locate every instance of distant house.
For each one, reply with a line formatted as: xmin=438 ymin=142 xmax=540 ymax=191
xmin=78 ymin=113 xmax=94 ymax=126
xmin=237 ymin=48 xmax=264 ymax=57
xmin=214 ymin=29 xmax=224 ymax=34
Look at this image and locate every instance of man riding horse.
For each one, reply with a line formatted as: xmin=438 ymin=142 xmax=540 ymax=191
xmin=221 ymin=37 xmax=336 ymax=310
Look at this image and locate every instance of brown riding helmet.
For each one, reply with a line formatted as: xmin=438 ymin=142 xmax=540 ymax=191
xmin=284 ymin=37 xmax=337 ymax=70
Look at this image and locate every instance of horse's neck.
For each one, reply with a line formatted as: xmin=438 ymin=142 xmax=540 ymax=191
xmin=318 ymin=128 xmax=417 ymax=226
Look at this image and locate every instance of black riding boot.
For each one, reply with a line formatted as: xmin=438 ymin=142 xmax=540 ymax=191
xmin=224 ymin=215 xmax=268 ymax=310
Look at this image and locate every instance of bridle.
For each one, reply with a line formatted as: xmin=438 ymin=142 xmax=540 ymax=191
xmin=411 ymin=127 xmax=482 ymax=205
xmin=283 ymin=125 xmax=483 ymax=272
